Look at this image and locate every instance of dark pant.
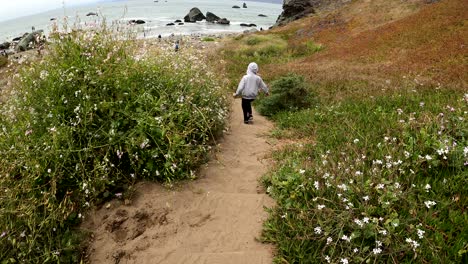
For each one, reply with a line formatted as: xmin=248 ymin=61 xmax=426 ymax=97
xmin=241 ymin=98 xmax=254 ymax=122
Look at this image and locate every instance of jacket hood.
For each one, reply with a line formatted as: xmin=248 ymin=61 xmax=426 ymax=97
xmin=246 ymin=62 xmax=258 ymax=75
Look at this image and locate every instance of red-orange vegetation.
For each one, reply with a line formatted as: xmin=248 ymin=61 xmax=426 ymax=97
xmin=269 ymin=0 xmax=467 ymax=89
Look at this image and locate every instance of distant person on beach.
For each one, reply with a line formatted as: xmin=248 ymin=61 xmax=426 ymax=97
xmin=233 ymin=62 xmax=269 ymax=124
xmin=158 ymin=34 xmax=162 ymax=41
xmin=174 ymin=40 xmax=179 ymax=52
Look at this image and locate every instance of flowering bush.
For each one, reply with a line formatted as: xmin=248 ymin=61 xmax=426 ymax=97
xmin=0 ymin=28 xmax=227 ymax=262
xmin=261 ymin=90 xmax=467 ymax=263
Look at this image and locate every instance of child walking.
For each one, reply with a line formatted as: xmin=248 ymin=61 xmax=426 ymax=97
xmin=233 ymin=62 xmax=269 ymax=124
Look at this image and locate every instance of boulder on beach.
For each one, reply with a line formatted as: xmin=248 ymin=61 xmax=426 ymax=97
xmin=243 ymin=3 xmax=247 ymax=8
xmin=217 ymin=18 xmax=230 ymax=25
xmin=166 ymin=23 xmax=175 ymax=26
xmin=232 ymin=5 xmax=240 ymax=8
xmin=16 ymin=30 xmax=43 ymax=52
xmin=184 ymin=7 xmax=206 ymax=23
xmin=258 ymin=14 xmax=267 ymax=17
xmin=249 ymin=23 xmax=257 ymax=27
xmin=178 ymin=23 xmax=184 ymax=25
xmin=0 ymin=42 xmax=10 ymax=50
xmin=86 ymin=12 xmax=98 ymax=16
xmin=50 ymin=17 xmax=57 ymax=21
xmin=206 ymin=12 xmax=220 ymax=23
xmin=174 ymin=19 xmax=182 ymax=23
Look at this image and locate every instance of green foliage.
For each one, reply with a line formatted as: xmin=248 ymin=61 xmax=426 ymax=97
xmin=0 ymin=56 xmax=7 ymax=68
xmin=0 ymin=27 xmax=227 ymax=262
xmin=256 ymin=73 xmax=315 ymax=116
xmin=261 ymin=88 xmax=468 ymax=263
xmin=201 ymin=37 xmax=215 ymax=42
xmin=288 ymin=40 xmax=324 ymax=57
xmin=245 ymin=35 xmax=268 ymax=46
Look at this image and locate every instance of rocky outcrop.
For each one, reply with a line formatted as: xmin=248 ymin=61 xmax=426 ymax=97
xmin=276 ymin=0 xmax=315 ymax=26
xmin=217 ymin=18 xmax=230 ymax=25
xmin=129 ymin=19 xmax=146 ymax=24
xmin=206 ymin=12 xmax=220 ymax=23
xmin=0 ymin=42 xmax=10 ymax=50
xmin=275 ymin=0 xmax=350 ymax=26
xmin=15 ymin=30 xmax=43 ymax=52
xmin=243 ymin=3 xmax=247 ymax=8
xmin=86 ymin=12 xmax=98 ymax=16
xmin=258 ymin=14 xmax=267 ymax=17
xmin=232 ymin=5 xmax=240 ymax=8
xmin=240 ymin=23 xmax=257 ymax=27
xmin=184 ymin=8 xmax=206 ymax=22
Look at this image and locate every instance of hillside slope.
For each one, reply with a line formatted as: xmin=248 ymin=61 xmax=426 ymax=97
xmin=268 ymin=0 xmax=467 ymax=90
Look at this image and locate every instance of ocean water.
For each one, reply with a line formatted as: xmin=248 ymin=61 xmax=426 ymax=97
xmin=0 ymin=0 xmax=282 ymax=42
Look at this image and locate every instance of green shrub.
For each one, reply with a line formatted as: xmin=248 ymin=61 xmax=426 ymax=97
xmin=256 ymin=73 xmax=315 ymax=116
xmin=261 ymin=90 xmax=468 ymax=263
xmin=0 ymin=27 xmax=227 ymax=262
xmin=202 ymin=37 xmax=215 ymax=42
xmin=245 ymin=36 xmax=266 ymax=46
xmin=289 ymin=40 xmax=324 ymax=57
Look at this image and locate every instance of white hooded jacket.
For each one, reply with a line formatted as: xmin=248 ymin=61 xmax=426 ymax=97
xmin=235 ymin=62 xmax=269 ymax=99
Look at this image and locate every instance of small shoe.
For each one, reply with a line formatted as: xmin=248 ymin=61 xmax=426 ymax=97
xmin=248 ymin=115 xmax=253 ymax=121
xmin=244 ymin=121 xmax=249 ymax=124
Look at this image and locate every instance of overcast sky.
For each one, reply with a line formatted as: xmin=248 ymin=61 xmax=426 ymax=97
xmin=0 ymin=0 xmax=99 ymax=22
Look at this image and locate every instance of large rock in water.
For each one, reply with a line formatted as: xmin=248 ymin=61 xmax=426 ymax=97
xmin=217 ymin=18 xmax=230 ymax=25
xmin=0 ymin=42 xmax=10 ymax=50
xmin=206 ymin=12 xmax=220 ymax=23
xmin=275 ymin=0 xmax=349 ymax=26
xmin=15 ymin=30 xmax=43 ymax=52
xmin=184 ymin=7 xmax=206 ymax=22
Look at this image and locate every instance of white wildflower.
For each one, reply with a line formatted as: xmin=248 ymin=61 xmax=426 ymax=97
xmin=314 ymin=226 xmax=322 ymax=235
xmin=314 ymin=181 xmax=320 ymax=190
xmin=417 ymin=229 xmax=425 ymax=239
xmin=424 ymin=200 xmax=436 ymax=208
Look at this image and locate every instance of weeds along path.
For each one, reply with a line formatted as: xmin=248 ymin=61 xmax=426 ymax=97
xmin=84 ymin=99 xmax=274 ymax=264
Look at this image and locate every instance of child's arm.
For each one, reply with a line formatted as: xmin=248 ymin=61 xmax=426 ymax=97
xmin=233 ymin=77 xmax=246 ymax=97
xmin=259 ymin=78 xmax=269 ymax=96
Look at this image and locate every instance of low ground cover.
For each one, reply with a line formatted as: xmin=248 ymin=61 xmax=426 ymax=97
xmin=260 ymin=86 xmax=467 ymax=263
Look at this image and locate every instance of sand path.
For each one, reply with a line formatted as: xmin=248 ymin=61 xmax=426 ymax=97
xmin=84 ymin=99 xmax=274 ymax=264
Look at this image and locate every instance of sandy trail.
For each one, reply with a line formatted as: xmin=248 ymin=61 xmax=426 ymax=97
xmin=84 ymin=99 xmax=274 ymax=264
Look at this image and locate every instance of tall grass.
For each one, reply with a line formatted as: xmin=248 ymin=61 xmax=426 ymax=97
xmin=0 ymin=26 xmax=227 ymax=262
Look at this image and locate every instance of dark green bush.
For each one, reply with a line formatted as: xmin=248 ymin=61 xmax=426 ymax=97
xmin=256 ymin=73 xmax=314 ymax=116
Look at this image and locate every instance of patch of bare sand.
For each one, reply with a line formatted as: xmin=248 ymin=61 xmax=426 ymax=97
xmin=83 ymin=98 xmax=275 ymax=264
